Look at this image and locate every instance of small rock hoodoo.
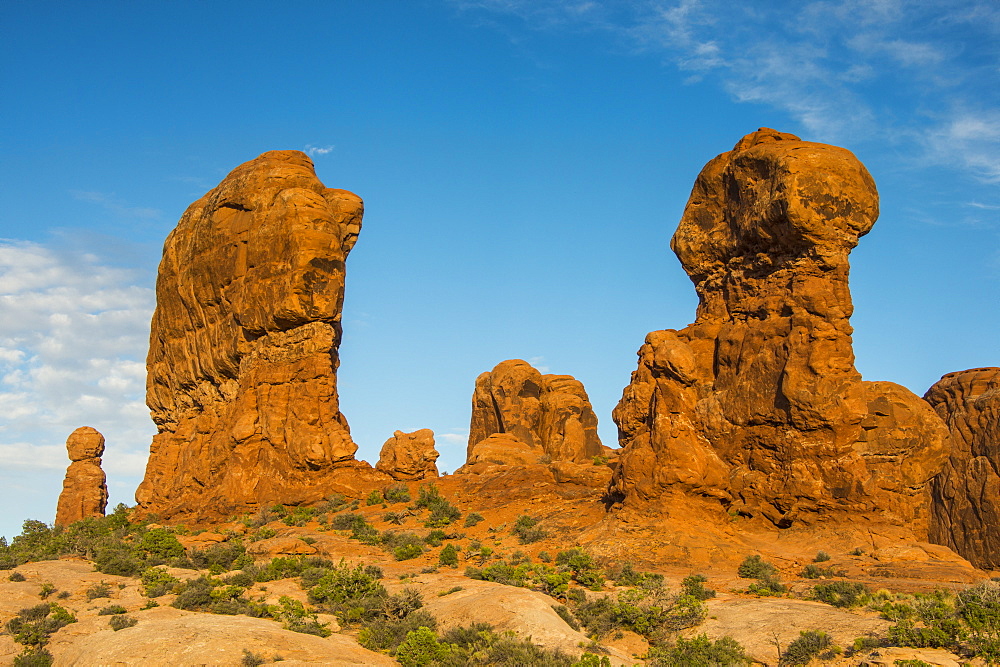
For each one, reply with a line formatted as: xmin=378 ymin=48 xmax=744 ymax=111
xmin=55 ymin=426 xmax=108 ymax=526
xmin=136 ymin=150 xmax=369 ymax=519
xmin=610 ymin=129 xmax=949 ymax=528
xmin=376 ymin=429 xmax=440 ymax=481
xmin=467 ymin=359 xmax=605 ymax=465
xmin=924 ymin=367 xmax=1000 ymax=569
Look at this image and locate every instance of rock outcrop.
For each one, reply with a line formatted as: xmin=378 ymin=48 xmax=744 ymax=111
xmin=55 ymin=427 xmax=108 ymax=526
xmin=611 ymin=129 xmax=949 ymax=528
xmin=136 ymin=150 xmax=370 ymax=519
xmin=467 ymin=359 xmax=604 ymax=465
xmin=925 ymin=367 xmax=1000 ymax=569
xmin=375 ymin=429 xmax=439 ymax=481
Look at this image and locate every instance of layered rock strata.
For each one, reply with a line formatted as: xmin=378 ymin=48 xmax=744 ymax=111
xmin=611 ymin=129 xmax=949 ymax=528
xmin=376 ymin=429 xmax=440 ymax=481
xmin=55 ymin=427 xmax=108 ymax=526
xmin=467 ymin=359 xmax=604 ymax=465
xmin=925 ymin=368 xmax=1000 ymax=569
xmin=136 ymin=150 xmax=367 ymax=518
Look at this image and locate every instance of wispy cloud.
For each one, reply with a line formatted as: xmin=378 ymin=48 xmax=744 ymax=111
xmin=305 ymin=144 xmax=335 ymax=157
xmin=70 ymin=190 xmax=161 ymax=220
xmin=452 ymin=0 xmax=1000 ymax=180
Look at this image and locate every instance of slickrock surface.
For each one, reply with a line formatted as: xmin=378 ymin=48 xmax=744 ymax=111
xmin=136 ymin=150 xmax=373 ymax=520
xmin=54 ymin=427 xmax=108 ymax=526
xmin=375 ymin=428 xmax=440 ymax=480
xmin=925 ymin=367 xmax=1000 ymax=569
xmin=467 ymin=359 xmax=604 ymax=465
xmin=611 ymin=129 xmax=949 ymax=528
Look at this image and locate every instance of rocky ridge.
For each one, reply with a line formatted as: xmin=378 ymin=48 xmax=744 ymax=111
xmin=610 ymin=129 xmax=950 ymax=530
xmin=136 ymin=150 xmax=377 ymax=520
xmin=925 ymin=367 xmax=1000 ymax=570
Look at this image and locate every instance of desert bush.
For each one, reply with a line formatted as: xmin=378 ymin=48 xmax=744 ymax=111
xmin=240 ymin=649 xmax=266 ymax=667
xmin=439 ymin=543 xmax=459 ymax=568
xmin=801 ymin=563 xmax=844 ymax=579
xmin=86 ymin=581 xmax=112 ymax=600
xmin=811 ymin=581 xmax=868 ymax=608
xmin=463 ymin=512 xmax=484 ymax=527
xmin=556 ymin=548 xmax=604 ymax=590
xmin=98 ymin=605 xmax=128 ymax=615
xmin=5 ymin=603 xmax=76 ymax=649
xmin=681 ymin=574 xmax=715 ymax=600
xmin=9 ymin=571 xmax=26 ymax=582
xmin=424 ymin=529 xmax=447 ymax=547
xmin=138 ymin=528 xmax=185 ymax=562
xmin=814 ymin=551 xmax=831 ymax=562
xmin=573 ymin=588 xmax=705 ymax=641
xmin=437 ymin=623 xmax=577 ymax=666
xmin=367 ymin=489 xmax=384 ymax=506
xmin=466 ymin=561 xmax=531 ymax=588
xmin=414 ymin=484 xmax=462 ymax=527
xmin=359 ymin=610 xmax=438 ymax=653
xmin=38 ymin=583 xmax=55 ymax=599
xmin=512 ymin=515 xmax=547 ymax=544
xmin=645 ymin=633 xmax=750 ymax=666
xmin=780 ymin=630 xmax=832 ymax=665
xmin=737 ymin=555 xmax=776 ymax=579
xmin=13 ymin=648 xmax=54 ymax=667
xmin=273 ymin=595 xmax=330 ymax=637
xmin=611 ymin=563 xmax=663 ymax=589
xmin=108 ymin=614 xmax=137 ymax=631
xmin=383 ymin=485 xmax=411 ymax=504
xmin=384 ymin=511 xmax=407 ymax=525
xmin=552 ymin=604 xmax=580 ymax=631
xmin=307 ymin=560 xmax=387 ymax=623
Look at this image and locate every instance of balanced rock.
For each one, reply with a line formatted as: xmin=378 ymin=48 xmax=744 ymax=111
xmin=55 ymin=427 xmax=108 ymax=526
xmin=467 ymin=359 xmax=604 ymax=465
xmin=136 ymin=150 xmax=367 ymax=519
xmin=376 ymin=429 xmax=440 ymax=481
xmin=611 ymin=129 xmax=949 ymax=528
xmin=924 ymin=368 xmax=1000 ymax=569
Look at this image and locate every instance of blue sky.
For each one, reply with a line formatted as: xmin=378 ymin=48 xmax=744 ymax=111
xmin=1 ymin=0 xmax=997 ymax=540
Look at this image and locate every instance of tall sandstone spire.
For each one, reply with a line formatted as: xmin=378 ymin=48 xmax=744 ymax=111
xmin=611 ymin=129 xmax=949 ymax=529
xmin=136 ymin=150 xmax=367 ymax=519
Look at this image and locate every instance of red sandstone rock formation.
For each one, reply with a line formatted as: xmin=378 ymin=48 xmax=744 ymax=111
xmin=136 ymin=150 xmax=376 ymax=519
xmin=55 ymin=427 xmax=108 ymax=526
xmin=611 ymin=129 xmax=949 ymax=528
xmin=376 ymin=429 xmax=440 ymax=481
xmin=467 ymin=359 xmax=604 ymax=465
xmin=925 ymin=368 xmax=1000 ymax=569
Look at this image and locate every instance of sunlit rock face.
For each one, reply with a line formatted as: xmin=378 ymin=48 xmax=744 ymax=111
xmin=611 ymin=129 xmax=949 ymax=529
xmin=376 ymin=429 xmax=440 ymax=481
xmin=466 ymin=359 xmax=605 ymax=465
xmin=136 ymin=150 xmax=376 ymax=520
xmin=55 ymin=426 xmax=108 ymax=526
xmin=925 ymin=367 xmax=1000 ymax=569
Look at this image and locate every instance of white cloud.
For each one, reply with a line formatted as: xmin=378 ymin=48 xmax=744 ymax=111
xmin=305 ymin=144 xmax=335 ymax=157
xmin=0 ymin=240 xmax=156 ymax=524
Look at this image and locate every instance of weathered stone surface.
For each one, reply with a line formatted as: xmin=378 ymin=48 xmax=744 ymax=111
xmin=925 ymin=367 xmax=1000 ymax=569
xmin=55 ymin=427 xmax=108 ymax=526
xmin=375 ymin=428 xmax=439 ymax=480
xmin=136 ymin=150 xmax=367 ymax=519
xmin=611 ymin=129 xmax=949 ymax=528
xmin=467 ymin=359 xmax=603 ymax=465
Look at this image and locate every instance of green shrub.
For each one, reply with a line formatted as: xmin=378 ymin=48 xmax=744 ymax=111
xmin=394 ymin=625 xmax=451 ymax=666
xmin=424 ymin=530 xmax=447 ymax=547
xmin=141 ymin=566 xmax=180 ymax=597
xmin=811 ymin=581 xmax=867 ymax=608
xmin=172 ymin=576 xmax=215 ymax=610
xmin=612 ymin=563 xmax=663 ymax=589
xmin=9 ymin=571 xmax=26 ymax=582
xmin=383 ymin=485 xmax=412 ymax=504
xmin=646 ymin=633 xmax=750 ymax=666
xmin=38 ymin=583 xmax=55 ymax=599
xmin=138 ymin=528 xmax=185 ymax=562
xmin=463 ymin=512 xmax=484 ymax=527
xmin=251 ymin=526 xmax=277 ymax=541
xmin=307 ymin=561 xmax=387 ymax=622
xmin=395 ymin=543 xmax=424 ymax=561
xmin=573 ymin=588 xmax=705 ymax=641
xmin=552 ymin=604 xmax=580 ymax=631
xmin=681 ymin=574 xmax=715 ymax=600
xmin=814 ymin=551 xmax=831 ymax=562
xmin=358 ymin=610 xmax=437 ymax=653
xmin=556 ymin=548 xmax=604 ymax=590
xmin=439 ymin=544 xmax=459 ymax=568
xmin=108 ymin=614 xmax=137 ymax=631
xmin=241 ymin=649 xmax=266 ymax=667
xmin=86 ymin=581 xmax=112 ymax=600
xmin=367 ymin=490 xmax=384 ymax=506
xmin=384 ymin=511 xmax=407 ymax=525
xmin=801 ymin=563 xmax=844 ymax=579
xmin=737 ymin=555 xmax=776 ymax=579
xmin=13 ymin=647 xmax=54 ymax=667
xmin=5 ymin=603 xmax=77 ymax=649
xmin=94 ymin=547 xmax=142 ymax=577
xmin=274 ymin=596 xmax=331 ymax=637
xmin=439 ymin=623 xmax=575 ymax=666
xmin=512 ymin=515 xmax=547 ymax=544
xmin=466 ymin=561 xmax=530 ymax=588
xmin=414 ymin=485 xmax=462 ymax=527
xmin=98 ymin=605 xmax=128 ymax=615
xmin=780 ymin=630 xmax=832 ymax=665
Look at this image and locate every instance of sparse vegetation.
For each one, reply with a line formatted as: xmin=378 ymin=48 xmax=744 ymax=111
xmin=811 ymin=581 xmax=868 ymax=608
xmin=573 ymin=587 xmax=707 ymax=642
xmin=814 ymin=551 xmax=831 ymax=562
xmin=367 ymin=489 xmax=384 ymax=506
xmin=779 ymin=630 xmax=833 ymax=665
xmin=5 ymin=602 xmax=77 ymax=651
xmin=645 ymin=633 xmax=750 ymax=666
xmin=86 ymin=581 xmax=112 ymax=600
xmin=738 ymin=555 xmax=786 ymax=596
xmin=108 ymin=614 xmax=137 ymax=631
xmin=98 ymin=604 xmax=128 ymax=615
xmin=801 ymin=563 xmax=844 ymax=579
xmin=463 ymin=512 xmax=484 ymax=527
xmin=9 ymin=571 xmax=26 ymax=582
xmin=241 ymin=649 xmax=266 ymax=667
xmin=413 ymin=484 xmax=462 ymax=527
xmin=512 ymin=514 xmax=548 ymax=544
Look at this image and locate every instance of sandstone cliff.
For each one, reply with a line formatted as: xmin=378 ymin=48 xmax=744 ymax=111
xmin=610 ymin=129 xmax=949 ymax=528
xmin=136 ymin=150 xmax=373 ymax=519
xmin=925 ymin=368 xmax=1000 ymax=569
xmin=467 ymin=359 xmax=604 ymax=465
xmin=376 ymin=429 xmax=440 ymax=481
xmin=55 ymin=427 xmax=108 ymax=526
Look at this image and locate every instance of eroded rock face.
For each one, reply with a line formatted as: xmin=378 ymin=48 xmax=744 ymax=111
xmin=467 ymin=359 xmax=604 ymax=464
xmin=55 ymin=427 xmax=108 ymax=526
xmin=611 ymin=129 xmax=949 ymax=528
xmin=136 ymin=150 xmax=366 ymax=519
xmin=925 ymin=368 xmax=1000 ymax=569
xmin=376 ymin=429 xmax=439 ymax=480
